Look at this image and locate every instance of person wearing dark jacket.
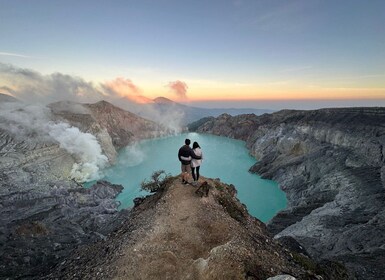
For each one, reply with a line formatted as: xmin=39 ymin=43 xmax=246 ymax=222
xmin=178 ymin=138 xmax=201 ymax=184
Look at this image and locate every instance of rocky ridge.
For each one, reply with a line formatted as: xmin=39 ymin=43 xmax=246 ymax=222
xmin=44 ymin=177 xmax=348 ymax=280
xmin=190 ymin=108 xmax=385 ymax=279
xmin=0 ymin=97 xmax=170 ymax=278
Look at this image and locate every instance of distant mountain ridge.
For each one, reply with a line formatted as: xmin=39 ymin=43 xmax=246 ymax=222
xmin=106 ymin=96 xmax=273 ymax=127
xmin=148 ymin=96 xmax=274 ymax=125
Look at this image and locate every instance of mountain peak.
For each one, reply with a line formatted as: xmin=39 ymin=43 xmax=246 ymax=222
xmin=153 ymin=96 xmax=176 ymax=104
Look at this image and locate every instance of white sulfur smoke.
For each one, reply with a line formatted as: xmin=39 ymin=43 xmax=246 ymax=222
xmin=0 ymin=103 xmax=56 ymax=145
xmin=119 ymin=143 xmax=147 ymax=167
xmin=47 ymin=122 xmax=108 ymax=182
xmin=0 ymin=102 xmax=108 ymax=182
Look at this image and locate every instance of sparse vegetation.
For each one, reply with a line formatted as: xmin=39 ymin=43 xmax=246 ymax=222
xmin=141 ymin=170 xmax=173 ymax=193
xmin=215 ymin=185 xmax=224 ymax=191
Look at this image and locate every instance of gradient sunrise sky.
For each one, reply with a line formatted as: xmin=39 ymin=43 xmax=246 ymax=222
xmin=1 ymin=0 xmax=385 ymax=109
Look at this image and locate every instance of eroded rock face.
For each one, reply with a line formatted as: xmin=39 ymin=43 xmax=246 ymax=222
xmin=84 ymin=100 xmax=169 ymax=148
xmin=192 ymin=108 xmax=385 ymax=279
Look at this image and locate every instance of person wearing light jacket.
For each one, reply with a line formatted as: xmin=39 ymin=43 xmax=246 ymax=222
xmin=190 ymin=141 xmax=203 ymax=183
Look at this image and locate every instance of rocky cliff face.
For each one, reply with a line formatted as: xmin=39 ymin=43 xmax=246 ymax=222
xmin=43 ymin=177 xmax=348 ymax=280
xmin=0 ymin=98 xmax=170 ymax=278
xmin=84 ymin=100 xmax=168 ymax=148
xmin=49 ymin=100 xmax=169 ymax=162
xmin=190 ymin=108 xmax=385 ymax=279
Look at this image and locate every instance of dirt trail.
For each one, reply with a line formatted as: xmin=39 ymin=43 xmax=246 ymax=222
xmin=113 ymin=178 xmax=238 ymax=279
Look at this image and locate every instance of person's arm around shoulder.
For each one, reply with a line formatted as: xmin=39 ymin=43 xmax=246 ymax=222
xmin=181 ymin=155 xmax=191 ymax=161
xmin=190 ymin=148 xmax=201 ymax=160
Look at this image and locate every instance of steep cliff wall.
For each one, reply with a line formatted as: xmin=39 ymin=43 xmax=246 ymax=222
xmin=191 ymin=108 xmax=385 ymax=279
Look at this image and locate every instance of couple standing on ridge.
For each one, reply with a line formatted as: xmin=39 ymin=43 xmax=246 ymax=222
xmin=178 ymin=138 xmax=203 ymax=185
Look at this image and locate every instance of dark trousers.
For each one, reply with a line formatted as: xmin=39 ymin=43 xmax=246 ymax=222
xmin=192 ymin=166 xmax=200 ymax=181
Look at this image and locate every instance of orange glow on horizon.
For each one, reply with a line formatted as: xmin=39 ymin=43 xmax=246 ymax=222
xmin=170 ymin=82 xmax=385 ymax=101
xmin=108 ymin=79 xmax=385 ymax=104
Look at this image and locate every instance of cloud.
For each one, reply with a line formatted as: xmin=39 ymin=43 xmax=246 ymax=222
xmin=167 ymin=80 xmax=188 ymax=100
xmin=103 ymin=77 xmax=140 ymax=95
xmin=0 ymin=51 xmax=32 ymax=58
xmin=101 ymin=77 xmax=152 ymax=104
xmin=0 ymin=63 xmax=104 ymax=104
xmin=0 ymin=63 xmax=151 ymax=105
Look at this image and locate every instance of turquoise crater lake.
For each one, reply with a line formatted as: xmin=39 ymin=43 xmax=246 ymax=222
xmin=96 ymin=133 xmax=287 ymax=223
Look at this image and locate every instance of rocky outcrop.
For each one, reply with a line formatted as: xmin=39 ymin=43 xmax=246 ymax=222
xmin=191 ymin=108 xmax=385 ymax=279
xmin=43 ymin=177 xmax=347 ymax=280
xmin=0 ymin=180 xmax=126 ymax=279
xmin=0 ymin=99 xmax=170 ymax=278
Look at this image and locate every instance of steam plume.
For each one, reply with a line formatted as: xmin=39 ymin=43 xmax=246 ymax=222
xmin=0 ymin=102 xmax=108 ymax=182
xmin=48 ymin=122 xmax=108 ymax=182
xmin=167 ymin=80 xmax=188 ymax=100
